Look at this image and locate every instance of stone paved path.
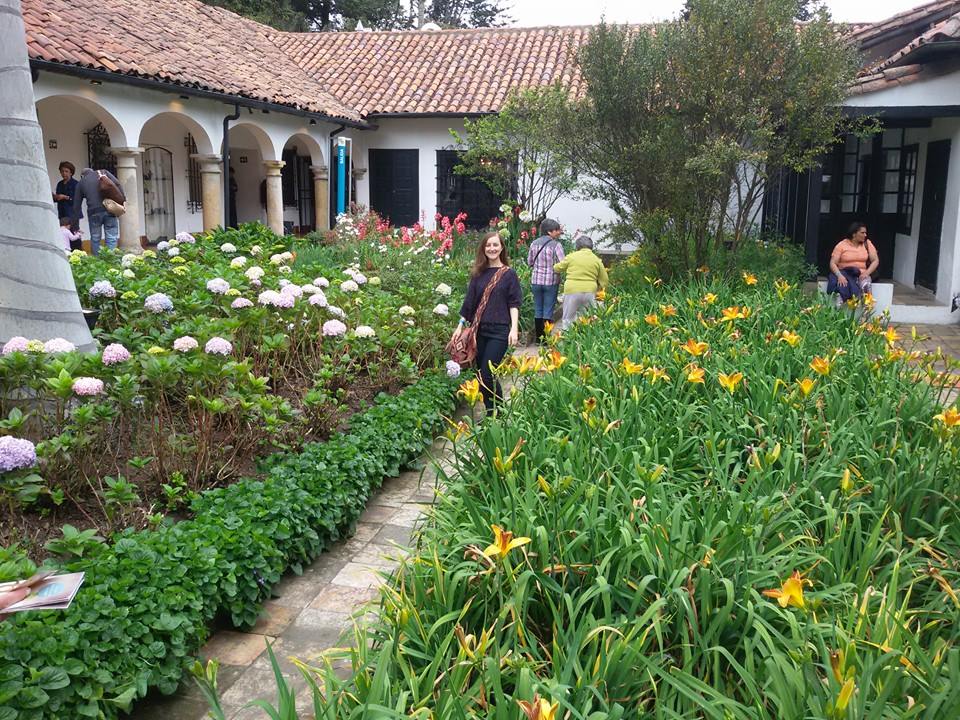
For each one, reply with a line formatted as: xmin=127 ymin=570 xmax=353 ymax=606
xmin=131 ymin=434 xmax=457 ymax=720
xmin=893 ymin=322 xmax=960 ymax=406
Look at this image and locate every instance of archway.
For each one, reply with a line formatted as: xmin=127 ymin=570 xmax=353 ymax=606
xmin=138 ymin=112 xmax=218 ymax=241
xmin=229 ymin=124 xmax=272 ymax=227
xmin=35 ymin=95 xmax=128 ymax=240
xmin=281 ymin=133 xmax=325 ymax=234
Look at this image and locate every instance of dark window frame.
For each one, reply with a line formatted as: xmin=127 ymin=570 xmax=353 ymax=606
xmin=86 ymin=123 xmax=116 ymax=176
xmin=898 ymin=143 xmax=919 ymax=234
xmin=186 ymin=134 xmax=202 ymax=213
xmin=435 ymin=149 xmax=504 ymax=229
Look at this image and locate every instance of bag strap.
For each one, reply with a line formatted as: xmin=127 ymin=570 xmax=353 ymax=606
xmin=473 ymin=267 xmax=509 ymax=325
xmin=530 ymin=239 xmax=557 ymax=269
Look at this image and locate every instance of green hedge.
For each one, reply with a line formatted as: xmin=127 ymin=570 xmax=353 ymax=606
xmin=0 ymin=372 xmax=457 ymax=719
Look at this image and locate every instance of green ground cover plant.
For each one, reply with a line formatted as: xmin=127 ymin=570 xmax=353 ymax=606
xmin=274 ymin=276 xmax=960 ymax=718
xmin=0 ymin=370 xmax=457 ymax=719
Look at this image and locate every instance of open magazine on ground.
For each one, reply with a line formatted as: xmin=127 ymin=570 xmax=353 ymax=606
xmin=0 ymin=571 xmax=85 ymax=613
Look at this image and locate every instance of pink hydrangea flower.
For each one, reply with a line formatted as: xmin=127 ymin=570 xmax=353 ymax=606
xmin=280 ymin=284 xmax=303 ymax=298
xmin=72 ymin=377 xmax=105 ymax=396
xmin=322 ymin=319 xmax=347 ymax=337
xmin=231 ymin=298 xmax=254 ymax=309
xmin=144 ymin=293 xmax=174 ymax=313
xmin=204 ymin=337 xmax=233 ymax=355
xmin=2 ymin=336 xmax=29 ymax=355
xmin=308 ymin=291 xmax=328 ymax=307
xmin=101 ymin=343 xmax=131 ymax=365
xmin=173 ymin=336 xmax=199 ymax=352
xmin=176 ymin=231 xmax=196 ymax=244
xmin=43 ymin=338 xmax=76 ymax=354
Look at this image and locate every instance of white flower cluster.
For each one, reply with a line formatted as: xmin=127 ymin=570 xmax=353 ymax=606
xmin=230 ymin=256 xmax=247 ymax=268
xmin=220 ymin=243 xmax=237 ymax=253
xmin=245 ymin=266 xmax=265 ymax=281
xmin=270 ymin=251 xmax=294 ymax=265
xmin=354 ymin=325 xmax=376 ymax=339
xmin=435 ymin=283 xmax=452 ymax=296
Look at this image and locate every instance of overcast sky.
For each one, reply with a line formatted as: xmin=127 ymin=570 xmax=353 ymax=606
xmin=507 ymin=0 xmax=923 ymax=26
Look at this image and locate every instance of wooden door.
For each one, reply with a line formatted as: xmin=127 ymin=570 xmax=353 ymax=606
xmin=369 ymin=149 xmax=419 ymax=227
xmin=915 ymin=139 xmax=951 ymax=292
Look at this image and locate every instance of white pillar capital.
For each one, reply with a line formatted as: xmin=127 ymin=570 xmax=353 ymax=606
xmin=353 ymin=167 xmax=367 ymax=180
xmin=191 ymin=154 xmax=222 ymax=174
xmin=263 ymin=160 xmax=286 ymax=177
xmin=111 ymin=147 xmax=143 ymax=168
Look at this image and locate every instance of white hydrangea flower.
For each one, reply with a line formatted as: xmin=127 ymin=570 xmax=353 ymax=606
xmin=250 ymin=245 xmax=262 ymax=256
xmin=398 ymin=305 xmax=415 ymax=316
xmin=354 ymin=325 xmax=376 ymax=339
xmin=123 ymin=269 xmax=135 ymax=279
xmin=245 ymin=266 xmax=265 ymax=280
xmin=433 ymin=303 xmax=449 ymax=316
xmin=340 ymin=280 xmax=359 ymax=293
xmin=220 ymin=243 xmax=237 ymax=253
xmin=278 ymin=265 xmax=292 ymax=274
xmin=230 ymin=256 xmax=247 ymax=268
xmin=435 ymin=283 xmax=452 ymax=296
xmin=314 ymin=277 xmax=330 ymax=288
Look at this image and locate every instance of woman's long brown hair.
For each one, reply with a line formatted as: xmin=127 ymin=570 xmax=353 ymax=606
xmin=471 ymin=232 xmax=510 ymax=277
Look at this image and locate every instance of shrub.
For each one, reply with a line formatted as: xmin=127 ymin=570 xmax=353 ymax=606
xmin=0 ymin=372 xmax=457 ymax=719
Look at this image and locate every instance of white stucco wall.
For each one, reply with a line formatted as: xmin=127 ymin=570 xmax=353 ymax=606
xmin=846 ymin=68 xmax=960 ymax=109
xmin=345 ymin=117 xmax=618 ymax=234
xmin=33 ymin=70 xmax=334 ymax=237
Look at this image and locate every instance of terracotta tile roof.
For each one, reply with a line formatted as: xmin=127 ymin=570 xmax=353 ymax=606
xmin=852 ymin=4 xmax=960 ymax=94
xmin=846 ymin=0 xmax=960 ymax=47
xmin=271 ymin=26 xmax=595 ymax=116
xmin=21 ymin=0 xmax=362 ymax=122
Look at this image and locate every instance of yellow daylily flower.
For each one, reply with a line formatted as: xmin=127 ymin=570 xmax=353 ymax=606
xmin=762 ymin=570 xmax=811 ymax=609
xmin=835 ymin=678 xmax=855 ymax=713
xmin=840 ymin=467 xmax=854 ymax=494
xmin=862 ymin=293 xmax=876 ymax=310
xmin=686 ymin=365 xmax=705 ymax=384
xmin=621 ymin=358 xmax=644 ymax=375
xmin=492 ymin=438 xmax=524 ymax=475
xmin=595 ymin=288 xmax=607 ymax=302
xmin=883 ymin=327 xmax=901 ymax=345
xmin=742 ymin=271 xmax=758 ymax=286
xmin=682 ymin=339 xmax=709 ymax=356
xmin=444 ymin=418 xmax=470 ymax=442
xmin=645 ymin=366 xmax=671 ymax=384
xmin=779 ymin=330 xmax=801 ymax=347
xmin=543 ymin=320 xmax=554 ymax=335
xmin=796 ymin=377 xmax=816 ymax=397
xmin=810 ymin=356 xmax=832 ymax=376
xmin=701 ymin=292 xmax=718 ymax=306
xmin=774 ymin=278 xmax=794 ymax=298
xmin=934 ymin=407 xmax=960 ymax=428
xmin=458 ymin=378 xmax=482 ymax=404
xmin=660 ymin=304 xmax=678 ymax=317
xmin=517 ymin=694 xmax=559 ymax=720
xmin=482 ymin=524 xmax=531 ymax=559
xmin=718 ymin=371 xmax=744 ymax=393
xmin=644 ymin=313 xmax=660 ymax=326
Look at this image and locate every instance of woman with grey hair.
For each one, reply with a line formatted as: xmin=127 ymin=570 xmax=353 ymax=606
xmin=526 ymin=218 xmax=565 ymax=343
xmin=554 ymin=234 xmax=608 ymax=330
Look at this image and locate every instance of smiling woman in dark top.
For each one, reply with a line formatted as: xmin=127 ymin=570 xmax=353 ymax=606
xmin=452 ymin=232 xmax=522 ymax=414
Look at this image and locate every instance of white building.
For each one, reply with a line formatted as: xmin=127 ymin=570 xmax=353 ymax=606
xmin=20 ymin=0 xmax=960 ymax=322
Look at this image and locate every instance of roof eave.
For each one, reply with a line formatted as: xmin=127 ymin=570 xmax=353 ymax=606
xmin=31 ymin=58 xmax=371 ymax=129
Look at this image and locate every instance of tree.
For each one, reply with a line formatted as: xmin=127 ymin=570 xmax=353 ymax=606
xmin=202 ymin=0 xmax=409 ymax=30
xmin=203 ymin=0 xmax=309 ymax=29
xmin=428 ymin=0 xmax=509 ymax=28
xmin=0 ymin=0 xmax=94 ymax=351
xmin=450 ymin=85 xmax=577 ymax=223
xmin=553 ymin=0 xmax=863 ymax=271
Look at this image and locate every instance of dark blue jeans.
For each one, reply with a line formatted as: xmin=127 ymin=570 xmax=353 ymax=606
xmin=476 ymin=322 xmax=509 ymax=413
xmin=531 ymin=284 xmax=559 ymax=320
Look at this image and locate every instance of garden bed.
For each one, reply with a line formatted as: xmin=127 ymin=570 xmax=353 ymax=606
xmin=292 ymin=276 xmax=960 ymax=718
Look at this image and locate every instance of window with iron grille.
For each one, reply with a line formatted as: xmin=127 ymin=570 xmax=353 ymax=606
xmin=86 ymin=123 xmax=116 ymax=176
xmin=436 ymin=150 xmax=503 ymax=229
xmin=186 ymin=134 xmax=202 ymax=213
xmin=898 ymin=144 xmax=919 ymax=234
xmin=281 ymin=148 xmax=298 ymax=207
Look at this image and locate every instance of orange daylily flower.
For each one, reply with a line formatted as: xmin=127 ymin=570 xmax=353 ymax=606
xmin=660 ymin=304 xmax=678 ymax=317
xmin=644 ymin=313 xmax=660 ymax=327
xmin=645 ymin=366 xmax=671 ymax=384
xmin=742 ymin=271 xmax=758 ymax=286
xmin=686 ymin=365 xmax=705 ymax=384
xmin=682 ymin=339 xmax=709 ymax=357
xmin=545 ymin=350 xmax=567 ymax=371
xmin=517 ymin=694 xmax=559 ymax=720
xmin=762 ymin=570 xmax=812 ymax=609
xmin=720 ymin=306 xmax=745 ymax=323
xmin=810 ymin=356 xmax=832 ymax=376
xmin=482 ymin=524 xmax=530 ymax=559
xmin=621 ymin=358 xmax=644 ymax=375
xmin=779 ymin=330 xmax=801 ymax=347
xmin=934 ymin=407 xmax=960 ymax=428
xmin=797 ymin=377 xmax=816 ymax=397
xmin=718 ymin=371 xmax=744 ymax=393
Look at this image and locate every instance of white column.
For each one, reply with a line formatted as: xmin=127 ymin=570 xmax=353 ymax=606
xmin=310 ymin=164 xmax=329 ymax=232
xmin=192 ymin=153 xmax=222 ymax=232
xmin=263 ymin=160 xmax=285 ymax=235
xmin=112 ymin=147 xmax=143 ymax=252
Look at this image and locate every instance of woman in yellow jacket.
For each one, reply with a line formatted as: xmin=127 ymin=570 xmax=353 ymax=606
xmin=554 ymin=234 xmax=608 ymax=330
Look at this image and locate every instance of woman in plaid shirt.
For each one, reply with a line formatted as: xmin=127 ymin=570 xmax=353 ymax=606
xmin=526 ymin=218 xmax=565 ymax=344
